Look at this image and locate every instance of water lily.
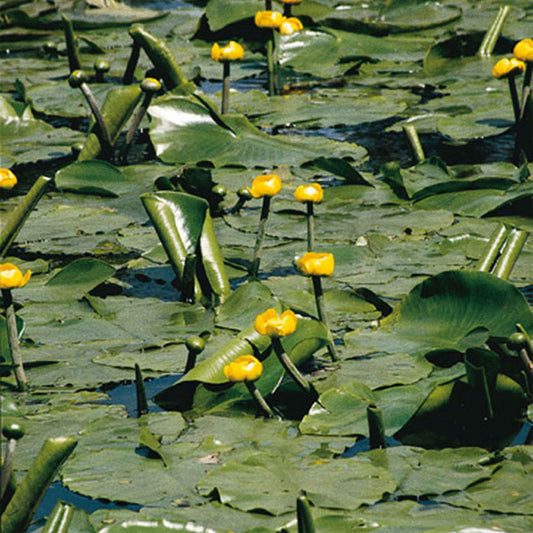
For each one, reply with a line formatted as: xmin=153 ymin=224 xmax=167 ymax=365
xmin=294 ymin=183 xmax=323 ymax=204
xmin=492 ymin=57 xmax=525 ymax=79
xmin=211 ymin=41 xmax=244 ymax=62
xmin=1 ymin=263 xmax=30 ymax=391
xmin=255 ymin=11 xmax=283 ymax=96
xmin=492 ymin=57 xmax=526 ymax=122
xmin=0 ymin=263 xmax=31 ymax=289
xmin=296 ymin=253 xmax=338 ymax=361
xmin=254 ymin=309 xmax=315 ymax=398
xmin=224 ymin=355 xmax=273 ymax=417
xmin=248 ymin=174 xmax=282 ymax=277
xmin=280 ymin=17 xmax=304 ymax=36
xmin=296 ymin=252 xmax=334 ymax=277
xmin=249 ymin=174 xmax=282 ymax=198
xmin=224 ymin=355 xmax=263 ymax=382
xmin=255 ymin=308 xmax=297 ymax=338
xmin=513 ymin=38 xmax=533 ymax=62
xmin=254 ymin=11 xmax=284 ymax=28
xmin=0 ymin=169 xmax=17 ymax=190
xmin=294 ymin=183 xmax=323 ymax=252
xmin=211 ymin=42 xmax=244 ymax=115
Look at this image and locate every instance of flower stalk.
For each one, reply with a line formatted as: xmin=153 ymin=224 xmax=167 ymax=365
xmin=2 ymin=288 xmax=27 ymax=391
xmin=311 ymin=275 xmax=338 ymax=361
xmin=272 ymin=337 xmax=316 ymax=399
xmin=0 ymin=423 xmax=25 ymax=502
xmin=135 ymin=363 xmax=148 ymax=417
xmin=245 ymin=381 xmax=274 ymax=418
xmin=249 ymin=196 xmax=271 ymax=278
xmin=306 ymin=202 xmax=315 ymax=252
xmin=69 ymin=71 xmax=113 ymax=157
xmin=123 ymin=39 xmax=141 ymax=84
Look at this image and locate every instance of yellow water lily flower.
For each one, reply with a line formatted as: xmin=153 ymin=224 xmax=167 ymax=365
xmin=281 ymin=0 xmax=303 ymax=4
xmin=294 ymin=183 xmax=323 ymax=203
xmin=249 ymin=174 xmax=282 ymax=198
xmin=296 ymin=252 xmax=335 ymax=277
xmin=280 ymin=17 xmax=304 ymax=35
xmin=492 ymin=57 xmax=526 ymax=79
xmin=254 ymin=10 xmax=284 ymax=29
xmin=255 ymin=308 xmax=297 ymax=338
xmin=0 ymin=169 xmax=17 ymax=190
xmin=223 ymin=355 xmax=263 ymax=382
xmin=513 ymin=38 xmax=533 ymax=62
xmin=0 ymin=263 xmax=31 ymax=289
xmin=211 ymin=41 xmax=245 ymax=62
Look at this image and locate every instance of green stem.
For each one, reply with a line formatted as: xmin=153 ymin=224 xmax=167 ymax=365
xmin=181 ymin=253 xmax=197 ymax=303
xmin=508 ymin=76 xmax=521 ymax=122
xmin=61 ymin=14 xmax=81 ymax=73
xmin=2 ymin=289 xmax=27 ymax=391
xmin=78 ymin=82 xmax=113 ymax=156
xmin=367 ymin=405 xmax=386 ymax=449
xmin=272 ymin=338 xmax=316 ymax=399
xmin=476 ymin=223 xmax=509 ymax=273
xmin=123 ymin=40 xmax=141 ymax=85
xmin=245 ymin=381 xmax=274 ymax=417
xmin=311 ymin=276 xmax=338 ymax=361
xmin=297 ymin=491 xmax=316 ymax=533
xmin=122 ymin=92 xmax=155 ymax=159
xmin=283 ymin=4 xmax=292 ymax=17
xmin=249 ymin=196 xmax=271 ymax=278
xmin=403 ymin=124 xmax=425 ymax=163
xmin=477 ymin=5 xmax=510 ymax=57
xmin=135 ymin=364 xmax=148 ymax=417
xmin=0 ymin=439 xmax=17 ymax=502
xmin=267 ymin=33 xmax=275 ymax=97
xmin=221 ymin=61 xmax=230 ymax=115
xmin=492 ymin=228 xmax=528 ymax=279
xmin=306 ymin=202 xmax=315 ymax=252
xmin=2 ymin=437 xmax=78 ymax=533
xmin=0 ymin=176 xmax=52 ymax=258
xmin=520 ymin=65 xmax=532 ymax=118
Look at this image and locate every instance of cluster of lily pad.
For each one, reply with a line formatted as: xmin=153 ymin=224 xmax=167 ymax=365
xmin=1 ymin=0 xmax=533 ymax=532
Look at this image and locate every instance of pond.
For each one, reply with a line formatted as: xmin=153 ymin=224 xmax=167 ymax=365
xmin=1 ymin=0 xmax=532 ymax=532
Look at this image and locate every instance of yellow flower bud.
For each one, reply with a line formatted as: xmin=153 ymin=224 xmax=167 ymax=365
xmin=0 ymin=169 xmax=17 ymax=190
xmin=513 ymin=38 xmax=533 ymax=62
xmin=492 ymin=57 xmax=526 ymax=79
xmin=211 ymin=41 xmax=245 ymax=62
xmin=280 ymin=17 xmax=304 ymax=36
xmin=0 ymin=263 xmax=31 ymax=290
xmin=223 ymin=355 xmax=263 ymax=382
xmin=294 ymin=183 xmax=323 ymax=203
xmin=281 ymin=0 xmax=303 ymax=4
xmin=255 ymin=308 xmax=297 ymax=338
xmin=296 ymin=252 xmax=335 ymax=277
xmin=248 ymin=174 xmax=282 ymax=198
xmin=254 ymin=11 xmax=284 ymax=29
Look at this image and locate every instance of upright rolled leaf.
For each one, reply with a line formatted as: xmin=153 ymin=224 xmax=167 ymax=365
xmin=2 ymin=436 xmax=78 ymax=533
xmin=78 ymin=85 xmax=142 ymax=161
xmin=141 ymin=191 xmax=230 ymax=305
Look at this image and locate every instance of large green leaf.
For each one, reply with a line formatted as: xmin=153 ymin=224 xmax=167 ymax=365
xmin=147 ymin=96 xmax=366 ymax=167
xmin=141 ymin=191 xmax=230 ymax=304
xmin=344 ymin=270 xmax=533 ymax=357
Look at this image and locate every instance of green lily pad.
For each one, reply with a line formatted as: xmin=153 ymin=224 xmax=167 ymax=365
xmin=148 ymin=95 xmax=367 ymax=167
xmin=344 ymin=270 xmax=533 ymax=357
